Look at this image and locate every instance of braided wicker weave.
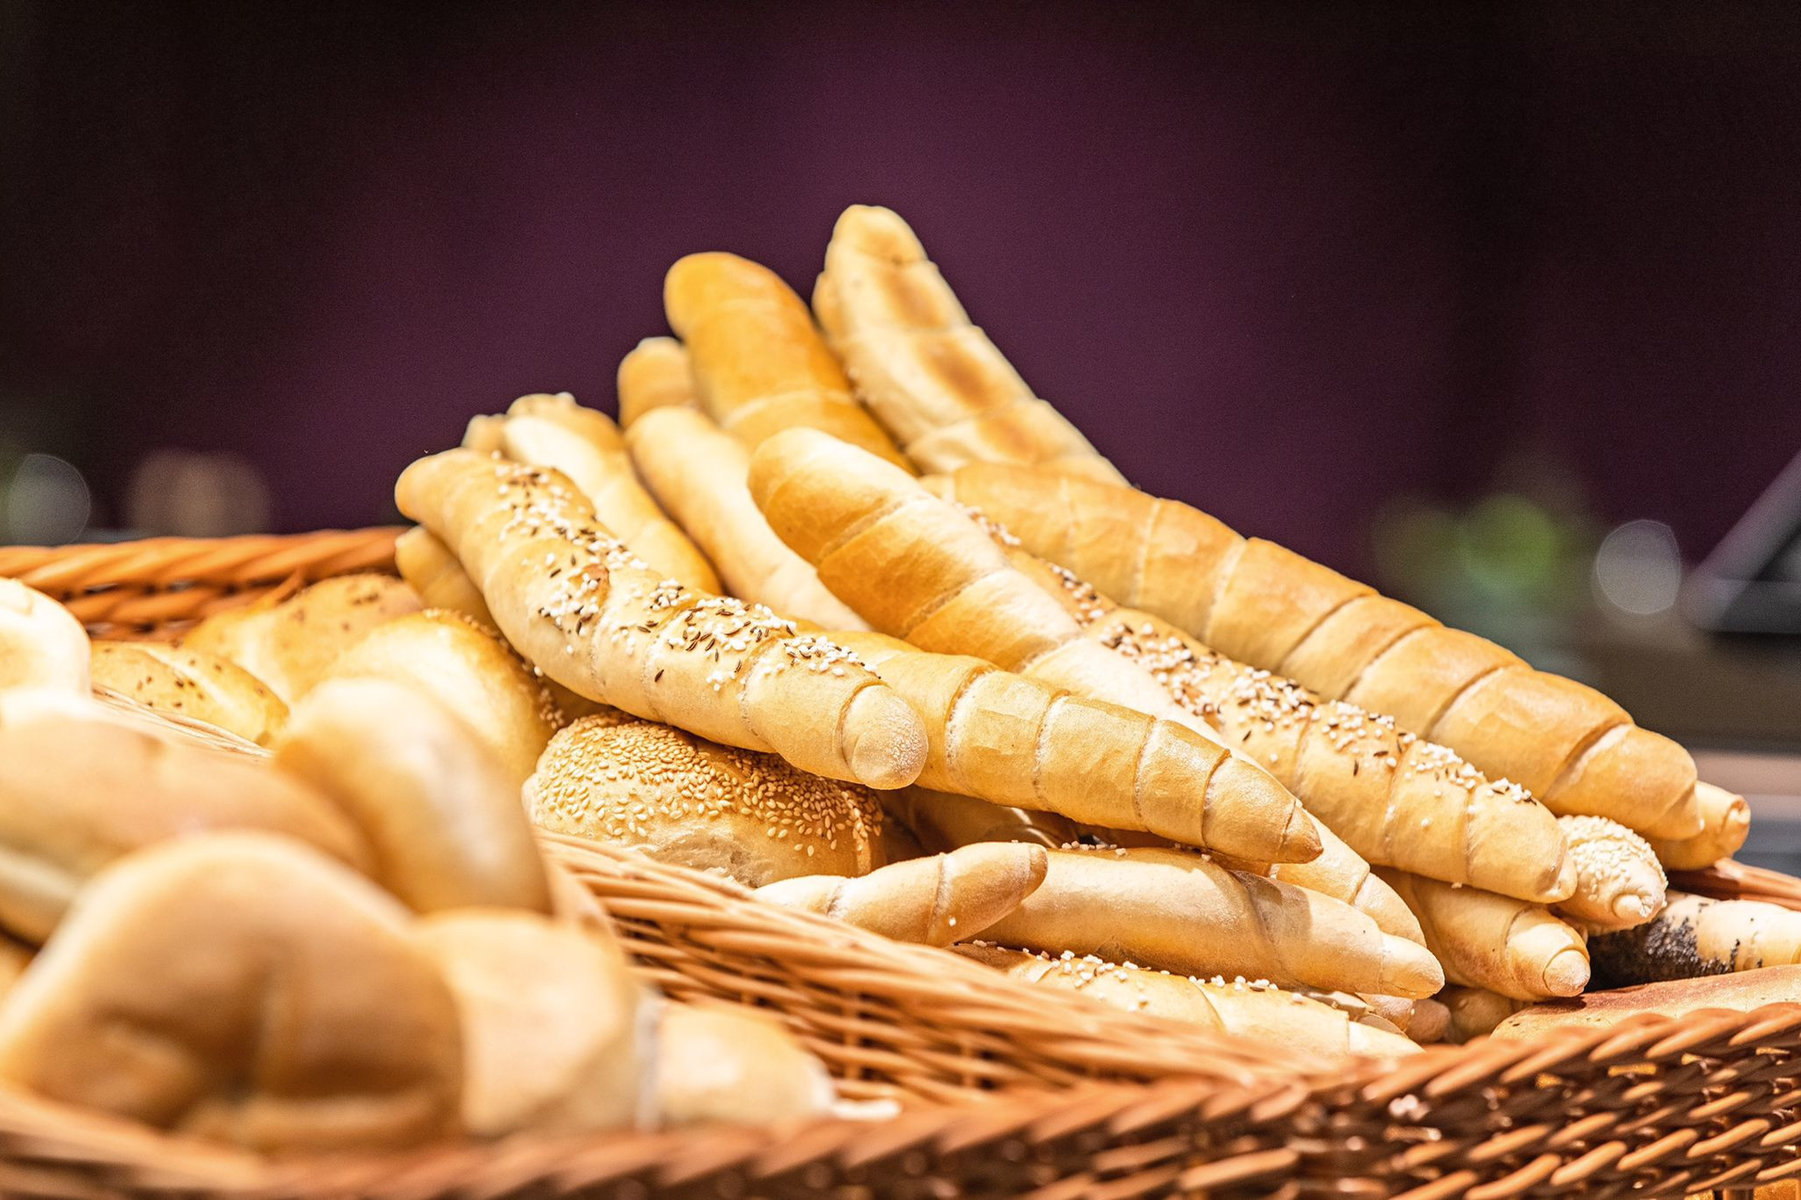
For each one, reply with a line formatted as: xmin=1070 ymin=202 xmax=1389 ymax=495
xmin=4 ymin=530 xmax=1801 ymax=1200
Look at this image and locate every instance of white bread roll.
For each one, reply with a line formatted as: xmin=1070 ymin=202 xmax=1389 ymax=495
xmin=527 ymin=715 xmax=882 ymax=886
xmin=0 ymin=579 xmax=89 ymax=696
xmin=0 ymin=697 xmax=370 ymax=943
xmin=275 ymin=677 xmax=551 ymax=914
xmin=323 ymin=610 xmax=560 ymax=787
xmin=0 ymin=833 xmax=462 ymax=1152
xmin=411 ymin=909 xmax=649 ymax=1136
xmin=90 ymin=641 xmax=289 ymax=745
xmin=654 ymin=1003 xmax=833 ymax=1127
xmin=181 ymin=574 xmax=422 ymax=703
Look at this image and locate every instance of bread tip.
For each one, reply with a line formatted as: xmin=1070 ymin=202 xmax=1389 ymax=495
xmin=1542 ymin=947 xmax=1591 ymax=997
xmin=842 ymin=686 xmax=928 ymax=791
xmin=1380 ymin=936 xmax=1446 ymax=999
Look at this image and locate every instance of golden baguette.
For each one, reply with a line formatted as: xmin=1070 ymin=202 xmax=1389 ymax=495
xmin=1214 ymin=833 xmax=1425 ymax=946
xmin=90 ymin=641 xmax=288 ymax=747
xmin=0 ymin=579 xmax=90 ymax=696
xmin=813 ymin=204 xmax=1121 ymax=481
xmin=0 ymin=833 xmax=462 ymax=1152
xmin=617 ymin=336 xmax=702 ymax=428
xmin=957 ymin=944 xmax=1419 ymax=1058
xmin=927 ymin=463 xmax=1702 ymax=840
xmin=1587 ymin=892 xmax=1801 ymax=986
xmin=1646 ymin=782 xmax=1750 ymax=870
xmin=394 ymin=448 xmax=927 ymax=790
xmin=984 ymin=847 xmax=1444 ymax=998
xmin=753 ymin=843 xmax=1048 ymax=945
xmin=664 ymin=251 xmax=912 ymax=467
xmin=1549 ymin=815 xmax=1666 ymax=931
xmin=1375 ymin=869 xmax=1589 ymax=1001
xmin=483 ymin=392 xmax=720 ymax=593
xmin=626 ymin=406 xmax=871 ymax=629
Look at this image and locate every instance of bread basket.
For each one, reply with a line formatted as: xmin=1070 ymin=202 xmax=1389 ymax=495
xmin=5 ymin=529 xmax=1801 ymax=1200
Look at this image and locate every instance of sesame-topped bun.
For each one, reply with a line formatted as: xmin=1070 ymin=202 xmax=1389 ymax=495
xmin=90 ymin=641 xmax=289 ymax=746
xmin=0 ymin=579 xmax=90 ymax=697
xmin=527 ymin=716 xmax=882 ymax=886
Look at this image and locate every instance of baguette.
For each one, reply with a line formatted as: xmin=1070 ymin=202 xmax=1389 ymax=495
xmin=181 ymin=574 xmax=424 ymax=704
xmin=323 ymin=610 xmax=560 ymax=787
xmin=1549 ymin=815 xmax=1666 ymax=931
xmin=489 ymin=391 xmax=721 ymax=593
xmin=1439 ymin=986 xmax=1526 ymax=1043
xmin=0 ymin=695 xmax=370 ymax=943
xmin=0 ymin=579 xmax=89 ymax=696
xmin=1375 ymin=869 xmax=1589 ymax=1000
xmin=928 ymin=463 xmax=1702 ymax=840
xmin=274 ymin=677 xmax=551 ymax=914
xmin=616 ymin=336 xmax=702 ymax=428
xmin=665 ymin=251 xmax=912 ymax=467
xmin=90 ymin=641 xmax=289 ymax=746
xmin=411 ymin=909 xmax=647 ymax=1136
xmin=1492 ymin=965 xmax=1801 ymax=1039
xmin=527 ymin=715 xmax=882 ymax=885
xmin=1587 ymin=892 xmax=1801 ymax=987
xmin=394 ymin=448 xmax=928 ymax=790
xmin=1024 ymin=559 xmax=1574 ymax=903
xmin=984 ymin=847 xmax=1444 ymax=998
xmin=626 ymin=406 xmax=871 ymax=629
xmin=654 ymin=1003 xmax=833 ymax=1127
xmin=1646 ymin=782 xmax=1750 ymax=870
xmin=753 ymin=843 xmax=1048 ymax=945
xmin=1216 ymin=830 xmax=1426 ymax=946
xmin=395 ymin=526 xmax=498 ymax=628
xmin=833 ymin=630 xmax=1316 ymax=863
xmin=813 ymin=205 xmax=1122 ymax=480
xmin=957 ymin=944 xmax=1419 ymax=1058
xmin=0 ymin=833 xmax=462 ymax=1152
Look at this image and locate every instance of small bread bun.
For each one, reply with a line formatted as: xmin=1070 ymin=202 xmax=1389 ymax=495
xmin=275 ymin=677 xmax=551 ymax=914
xmin=654 ymin=1003 xmax=833 ymax=1127
xmin=0 ymin=833 xmax=462 ymax=1152
xmin=0 ymin=579 xmax=89 ymax=696
xmin=90 ymin=641 xmax=289 ymax=746
xmin=0 ymin=698 xmax=370 ymax=943
xmin=324 ymin=610 xmax=560 ymax=786
xmin=412 ymin=909 xmax=649 ymax=1136
xmin=527 ymin=716 xmax=882 ymax=886
xmin=181 ymin=574 xmax=422 ymax=703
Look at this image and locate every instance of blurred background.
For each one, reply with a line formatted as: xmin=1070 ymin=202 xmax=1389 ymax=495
xmin=3 ymin=2 xmax=1799 ymax=854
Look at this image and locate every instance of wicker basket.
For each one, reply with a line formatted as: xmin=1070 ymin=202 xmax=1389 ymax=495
xmin=5 ymin=531 xmax=1801 ymax=1200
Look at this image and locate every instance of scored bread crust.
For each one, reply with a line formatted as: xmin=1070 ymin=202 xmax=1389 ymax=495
xmin=90 ymin=641 xmax=289 ymax=746
xmin=527 ymin=716 xmax=883 ymax=886
xmin=1376 ymin=868 xmax=1590 ymax=1001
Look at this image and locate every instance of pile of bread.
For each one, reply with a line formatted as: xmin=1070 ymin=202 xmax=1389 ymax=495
xmin=1 ymin=203 xmax=1791 ymax=1152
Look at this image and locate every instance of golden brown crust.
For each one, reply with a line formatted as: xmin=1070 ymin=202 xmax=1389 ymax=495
xmin=1375 ymin=869 xmax=1589 ymax=1001
xmin=1549 ymin=815 xmax=1666 ymax=931
xmin=1440 ymin=986 xmax=1527 ymax=1042
xmin=394 ymin=527 xmax=499 ymax=628
xmin=0 ymin=833 xmax=462 ymax=1152
xmin=1646 ymin=782 xmax=1750 ymax=870
xmin=654 ymin=1003 xmax=832 ymax=1127
xmin=0 ymin=579 xmax=90 ymax=697
xmin=528 ymin=716 xmax=883 ymax=886
xmin=616 ymin=336 xmax=702 ymax=428
xmin=90 ymin=641 xmax=289 ymax=746
xmin=1493 ymin=967 xmax=1801 ymax=1039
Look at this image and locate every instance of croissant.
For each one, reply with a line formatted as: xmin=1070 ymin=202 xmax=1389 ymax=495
xmin=1645 ymin=782 xmax=1750 ymax=870
xmin=813 ymin=204 xmax=1121 ymax=480
xmin=928 ymin=463 xmax=1702 ymax=840
xmin=394 ymin=448 xmax=928 ymax=790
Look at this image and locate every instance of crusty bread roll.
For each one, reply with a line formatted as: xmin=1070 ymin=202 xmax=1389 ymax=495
xmin=1550 ymin=814 xmax=1666 ymax=931
xmin=89 ymin=641 xmax=289 ymax=746
xmin=323 ymin=610 xmax=560 ymax=787
xmin=1647 ymin=782 xmax=1751 ymax=870
xmin=411 ymin=909 xmax=649 ymax=1136
xmin=527 ymin=716 xmax=882 ymax=886
xmin=182 ymin=574 xmax=423 ymax=703
xmin=654 ymin=1003 xmax=834 ymax=1127
xmin=275 ymin=677 xmax=551 ymax=914
xmin=0 ymin=833 xmax=462 ymax=1152
xmin=0 ymin=696 xmax=370 ymax=943
xmin=957 ymin=944 xmax=1419 ymax=1058
xmin=1491 ymin=966 xmax=1801 ymax=1040
xmin=753 ymin=843 xmax=1048 ymax=945
xmin=0 ymin=578 xmax=89 ymax=696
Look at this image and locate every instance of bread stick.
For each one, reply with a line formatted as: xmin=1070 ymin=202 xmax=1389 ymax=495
xmin=0 ymin=579 xmax=89 ymax=696
xmin=1646 ymin=782 xmax=1750 ymax=870
xmin=626 ymin=406 xmax=871 ymax=629
xmin=1550 ymin=815 xmax=1666 ymax=932
xmin=665 ymin=251 xmax=912 ymax=467
xmin=1376 ymin=869 xmax=1589 ymax=1000
xmin=0 ymin=833 xmax=462 ymax=1152
xmin=814 ymin=205 xmax=1121 ymax=480
xmin=984 ymin=847 xmax=1444 ymax=998
xmin=929 ymin=463 xmax=1702 ymax=840
xmin=394 ymin=448 xmax=928 ymax=790
xmin=958 ymin=944 xmax=1419 ymax=1058
xmin=617 ymin=336 xmax=702 ymax=428
xmin=1588 ymin=892 xmax=1801 ymax=986
xmin=483 ymin=391 xmax=721 ymax=593
xmin=754 ymin=843 xmax=1048 ymax=945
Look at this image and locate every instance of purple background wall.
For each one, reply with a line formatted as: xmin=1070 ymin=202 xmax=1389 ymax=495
xmin=4 ymin=2 xmax=1800 ymax=574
